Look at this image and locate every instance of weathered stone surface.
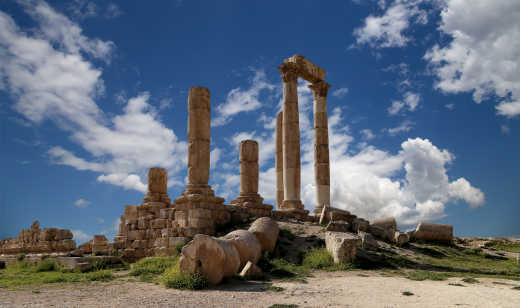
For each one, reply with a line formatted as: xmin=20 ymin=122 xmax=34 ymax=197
xmin=352 ymin=218 xmax=370 ymax=232
xmin=325 ymin=231 xmax=361 ymax=263
xmin=231 ymin=140 xmax=265 ymax=207
xmin=275 ymin=112 xmax=284 ymax=209
xmin=283 ymin=54 xmax=326 ymax=83
xmin=414 ymin=222 xmax=453 ymax=243
xmin=143 ymin=168 xmax=171 ymax=205
xmin=248 ymin=217 xmax=280 ymax=253
xmin=369 ymin=217 xmax=397 ymax=241
xmin=221 ymin=230 xmax=261 ymax=268
xmin=239 ymin=261 xmax=263 ymax=280
xmin=394 ymin=232 xmax=410 ymax=246
xmin=0 ymin=221 xmax=76 ymax=254
xmin=178 ymin=234 xmax=240 ymax=285
xmin=326 ymin=221 xmax=350 ymax=232
xmin=358 ymin=231 xmax=379 ymax=251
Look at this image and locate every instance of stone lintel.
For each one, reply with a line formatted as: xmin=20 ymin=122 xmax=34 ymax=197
xmin=283 ymin=54 xmax=326 ymax=83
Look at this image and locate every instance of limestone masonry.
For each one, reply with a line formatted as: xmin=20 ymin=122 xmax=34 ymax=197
xmin=0 ymin=55 xmax=454 ymax=261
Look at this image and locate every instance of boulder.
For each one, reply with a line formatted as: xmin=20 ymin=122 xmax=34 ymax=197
xmin=394 ymin=231 xmax=410 ymax=246
xmin=369 ymin=217 xmax=397 ymax=241
xmin=239 ymin=261 xmax=263 ymax=280
xmin=221 ymin=230 xmax=261 ymax=268
xmin=358 ymin=231 xmax=379 ymax=251
xmin=179 ymin=234 xmax=241 ymax=285
xmin=352 ymin=218 xmax=369 ymax=232
xmin=414 ymin=222 xmax=453 ymax=243
xmin=325 ymin=232 xmax=361 ymax=263
xmin=248 ymin=217 xmax=279 ymax=253
xmin=325 ymin=221 xmax=350 ymax=232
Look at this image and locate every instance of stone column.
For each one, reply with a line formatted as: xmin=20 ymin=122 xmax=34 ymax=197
xmin=184 ymin=86 xmax=213 ymax=196
xmin=230 ymin=140 xmax=263 ymax=206
xmin=275 ymin=112 xmax=284 ymax=209
xmin=278 ymin=63 xmax=304 ymax=212
xmin=143 ymin=167 xmax=171 ymax=205
xmin=309 ymin=81 xmax=331 ymax=215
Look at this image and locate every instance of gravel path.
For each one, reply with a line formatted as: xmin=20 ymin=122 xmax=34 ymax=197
xmin=1 ymin=271 xmax=519 ymax=307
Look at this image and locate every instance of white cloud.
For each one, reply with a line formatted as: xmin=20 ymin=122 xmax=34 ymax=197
xmin=210 ymin=148 xmax=222 ymax=169
xmin=74 ymin=198 xmax=90 ymax=208
xmin=105 ymin=3 xmax=122 ymax=19
xmin=96 ymin=217 xmax=105 ymax=224
xmin=353 ymin=0 xmax=428 ymax=48
xmin=385 ymin=120 xmax=414 ymax=135
xmin=360 ymin=129 xmax=375 ymax=140
xmin=425 ymin=0 xmax=520 ymax=118
xmin=97 ymin=173 xmax=147 ymax=192
xmin=0 ymin=3 xmax=187 ymax=192
xmin=213 ymin=69 xmax=275 ymax=126
xmin=445 ymin=103 xmax=454 ymax=110
xmin=332 ymin=87 xmax=349 ymax=98
xmin=388 ymin=91 xmax=420 ymax=115
xmin=71 ymin=229 xmax=91 ymax=243
xmin=212 ymin=70 xmax=483 ymax=228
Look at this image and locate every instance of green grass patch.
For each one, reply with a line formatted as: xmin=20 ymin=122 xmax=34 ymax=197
xmin=302 ymin=248 xmax=353 ymax=271
xmin=402 ymin=291 xmax=414 ymax=296
xmin=406 ymin=270 xmax=451 ymax=281
xmin=448 ymin=283 xmax=465 ymax=287
xmin=462 ymin=277 xmax=480 ymax=284
xmin=264 ymin=285 xmax=284 ymax=292
xmin=129 ymin=256 xmax=179 ymax=282
xmin=161 ymin=266 xmax=207 ymax=290
xmin=512 ymin=286 xmax=520 ymax=290
xmin=35 ymin=260 xmax=58 ymax=272
xmin=485 ymin=241 xmax=520 ymax=253
xmin=414 ymin=243 xmax=520 ymax=277
xmin=0 ymin=261 xmax=115 ymax=287
xmin=16 ymin=253 xmax=26 ymax=261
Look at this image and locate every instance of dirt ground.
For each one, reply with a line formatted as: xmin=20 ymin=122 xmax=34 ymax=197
xmin=1 ymin=270 xmax=519 ymax=308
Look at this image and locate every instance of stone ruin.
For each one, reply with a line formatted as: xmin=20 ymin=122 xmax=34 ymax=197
xmin=0 ymin=221 xmax=75 ymax=254
xmin=0 ymin=55 xmax=454 ymax=264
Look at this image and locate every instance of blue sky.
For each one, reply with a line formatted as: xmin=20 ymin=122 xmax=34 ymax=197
xmin=1 ymin=0 xmax=519 ymax=243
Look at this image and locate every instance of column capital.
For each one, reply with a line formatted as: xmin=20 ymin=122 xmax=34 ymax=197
xmin=278 ymin=63 xmax=299 ymax=83
xmin=309 ymin=81 xmax=331 ymax=98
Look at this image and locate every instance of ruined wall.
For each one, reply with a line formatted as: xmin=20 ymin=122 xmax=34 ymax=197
xmin=0 ymin=221 xmax=75 ymax=254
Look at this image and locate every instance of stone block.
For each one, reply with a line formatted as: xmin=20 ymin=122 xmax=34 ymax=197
xmin=325 ymin=232 xmax=361 ymax=263
xmin=326 ymin=221 xmax=350 ymax=232
xmin=358 ymin=231 xmax=379 ymax=251
xmin=151 ymin=219 xmax=167 ymax=229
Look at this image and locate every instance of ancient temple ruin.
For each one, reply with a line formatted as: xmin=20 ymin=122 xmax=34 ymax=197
xmin=276 ymin=55 xmax=331 ymax=216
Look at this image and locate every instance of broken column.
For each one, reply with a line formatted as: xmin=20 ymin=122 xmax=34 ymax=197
xmin=309 ymin=81 xmax=331 ymax=216
xmin=275 ymin=112 xmax=284 ymax=209
xmin=174 ymin=86 xmax=228 ymax=237
xmin=231 ymin=140 xmax=263 ymax=206
xmin=142 ymin=167 xmax=171 ymax=205
xmin=278 ymin=62 xmax=305 ymax=213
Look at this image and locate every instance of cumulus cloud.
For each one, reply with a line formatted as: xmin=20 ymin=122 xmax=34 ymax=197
xmin=384 ymin=120 xmax=414 ymax=136
xmin=388 ymin=92 xmax=420 ymax=115
xmin=213 ymin=70 xmax=276 ymax=126
xmin=425 ymin=0 xmax=520 ymax=117
xmin=217 ymin=71 xmax=483 ymax=228
xmin=332 ymin=87 xmax=349 ymax=98
xmin=0 ymin=1 xmax=187 ymax=192
xmin=353 ymin=0 xmax=429 ymax=48
xmin=74 ymin=198 xmax=90 ymax=208
xmin=71 ymin=229 xmax=91 ymax=244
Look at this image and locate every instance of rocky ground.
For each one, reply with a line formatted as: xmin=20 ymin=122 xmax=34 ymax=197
xmin=1 ymin=270 xmax=519 ymax=308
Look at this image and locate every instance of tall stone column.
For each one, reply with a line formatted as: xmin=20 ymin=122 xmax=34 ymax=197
xmin=230 ymin=140 xmax=263 ymax=206
xmin=309 ymin=81 xmax=331 ymax=215
xmin=278 ymin=63 xmax=304 ymax=212
xmin=143 ymin=167 xmax=171 ymax=205
xmin=174 ymin=86 xmax=227 ymax=237
xmin=275 ymin=112 xmax=284 ymax=209
xmin=184 ymin=86 xmax=213 ymax=196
